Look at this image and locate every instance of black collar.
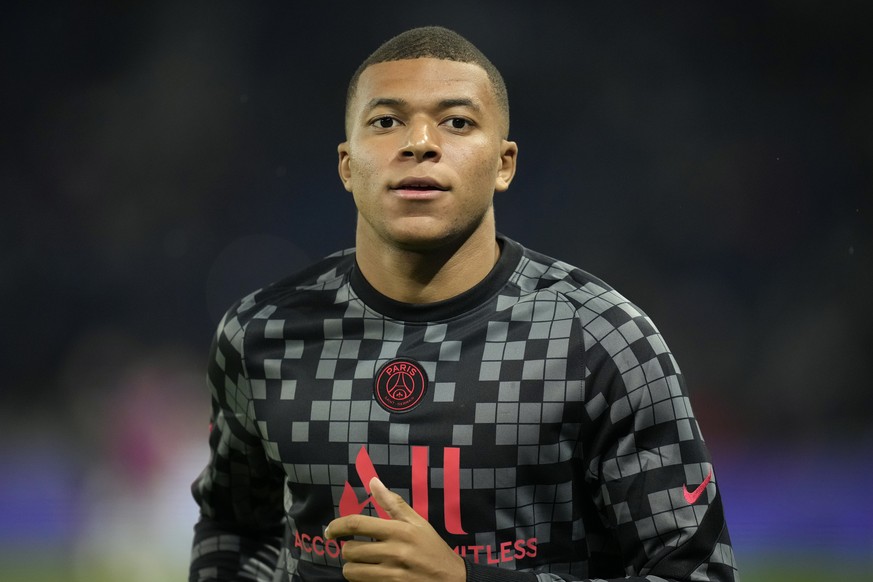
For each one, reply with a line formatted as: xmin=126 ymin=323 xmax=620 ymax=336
xmin=349 ymin=235 xmax=522 ymax=323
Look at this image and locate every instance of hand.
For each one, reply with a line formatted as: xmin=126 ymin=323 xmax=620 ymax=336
xmin=324 ymin=477 xmax=467 ymax=582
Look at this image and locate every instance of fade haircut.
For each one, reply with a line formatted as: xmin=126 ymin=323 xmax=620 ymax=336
xmin=345 ymin=26 xmax=510 ymax=137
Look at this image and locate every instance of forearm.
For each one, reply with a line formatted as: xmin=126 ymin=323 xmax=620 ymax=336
xmin=189 ymin=516 xmax=284 ymax=582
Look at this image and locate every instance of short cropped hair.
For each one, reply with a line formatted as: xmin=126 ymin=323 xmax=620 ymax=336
xmin=345 ymin=26 xmax=510 ymax=137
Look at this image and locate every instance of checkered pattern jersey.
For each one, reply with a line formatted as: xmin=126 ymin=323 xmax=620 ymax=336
xmin=189 ymin=235 xmax=738 ymax=582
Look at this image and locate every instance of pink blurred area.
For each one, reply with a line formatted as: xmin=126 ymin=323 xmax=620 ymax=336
xmin=0 ymin=329 xmax=209 ymax=578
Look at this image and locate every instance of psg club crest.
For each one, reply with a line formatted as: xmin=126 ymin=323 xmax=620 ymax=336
xmin=373 ymin=358 xmax=428 ymax=413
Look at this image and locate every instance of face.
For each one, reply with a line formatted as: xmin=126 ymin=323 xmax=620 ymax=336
xmin=338 ymin=58 xmax=517 ymax=252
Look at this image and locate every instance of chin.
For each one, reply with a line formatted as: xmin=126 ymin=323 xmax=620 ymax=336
xmin=386 ymin=226 xmax=465 ymax=253
xmin=392 ymin=234 xmax=454 ymax=252
xmin=365 ymin=213 xmax=491 ymax=253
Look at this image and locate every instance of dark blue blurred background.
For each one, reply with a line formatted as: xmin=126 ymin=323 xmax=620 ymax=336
xmin=1 ymin=2 xmax=870 ymax=580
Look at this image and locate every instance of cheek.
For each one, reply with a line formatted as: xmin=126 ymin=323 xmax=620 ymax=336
xmin=348 ymin=152 xmax=383 ymax=188
xmin=346 ymin=157 xmax=370 ymax=193
xmin=462 ymin=149 xmax=501 ymax=188
xmin=348 ymin=157 xmax=384 ymax=213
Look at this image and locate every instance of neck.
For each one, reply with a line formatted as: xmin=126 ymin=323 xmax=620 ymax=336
xmin=354 ymin=221 xmax=500 ymax=304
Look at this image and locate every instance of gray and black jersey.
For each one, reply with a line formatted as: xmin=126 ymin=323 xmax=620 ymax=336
xmin=190 ymin=235 xmax=738 ymax=582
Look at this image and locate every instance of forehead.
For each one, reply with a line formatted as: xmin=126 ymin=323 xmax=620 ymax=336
xmin=352 ymin=58 xmax=496 ymax=111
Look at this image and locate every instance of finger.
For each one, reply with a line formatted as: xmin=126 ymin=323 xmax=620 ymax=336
xmin=369 ymin=477 xmax=427 ymax=525
xmin=342 ymin=561 xmax=394 ymax=582
xmin=325 ymin=513 xmax=398 ymax=541
xmin=340 ymin=539 xmax=383 ymax=564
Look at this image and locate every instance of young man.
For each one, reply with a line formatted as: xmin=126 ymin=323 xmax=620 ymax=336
xmin=189 ymin=26 xmax=739 ymax=582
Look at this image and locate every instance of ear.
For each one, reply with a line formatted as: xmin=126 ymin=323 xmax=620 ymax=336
xmin=495 ymin=140 xmax=518 ymax=192
xmin=337 ymin=141 xmax=353 ymax=192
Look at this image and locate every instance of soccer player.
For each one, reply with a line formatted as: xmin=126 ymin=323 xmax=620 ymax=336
xmin=189 ymin=26 xmax=739 ymax=582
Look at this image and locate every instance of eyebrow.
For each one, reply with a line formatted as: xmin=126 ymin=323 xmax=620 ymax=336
xmin=364 ymin=97 xmax=482 ymax=114
xmin=438 ymin=98 xmax=481 ymax=112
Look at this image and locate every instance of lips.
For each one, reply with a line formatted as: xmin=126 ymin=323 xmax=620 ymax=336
xmin=391 ymin=177 xmax=448 ymax=192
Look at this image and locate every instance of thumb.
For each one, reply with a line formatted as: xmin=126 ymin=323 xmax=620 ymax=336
xmin=369 ymin=477 xmax=426 ymax=524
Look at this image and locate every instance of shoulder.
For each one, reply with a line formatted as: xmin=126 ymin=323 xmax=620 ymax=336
xmin=507 ymin=237 xmax=650 ymax=327
xmin=216 ymin=247 xmax=356 ymax=337
xmin=508 ymin=239 xmax=678 ymax=399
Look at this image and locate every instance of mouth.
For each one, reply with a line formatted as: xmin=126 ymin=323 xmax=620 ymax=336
xmin=390 ymin=177 xmax=448 ymax=197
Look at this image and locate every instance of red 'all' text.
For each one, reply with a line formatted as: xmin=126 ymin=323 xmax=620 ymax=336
xmin=332 ymin=445 xmax=537 ymax=566
xmin=340 ymin=445 xmax=466 ymax=534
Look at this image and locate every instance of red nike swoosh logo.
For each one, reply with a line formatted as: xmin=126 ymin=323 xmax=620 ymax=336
xmin=683 ymin=469 xmax=713 ymax=504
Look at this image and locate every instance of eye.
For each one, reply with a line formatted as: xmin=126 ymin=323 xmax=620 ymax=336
xmin=371 ymin=116 xmax=400 ymax=129
xmin=443 ymin=117 xmax=474 ymax=131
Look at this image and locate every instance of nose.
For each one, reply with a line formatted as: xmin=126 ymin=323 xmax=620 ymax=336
xmin=400 ymin=119 xmax=441 ymax=162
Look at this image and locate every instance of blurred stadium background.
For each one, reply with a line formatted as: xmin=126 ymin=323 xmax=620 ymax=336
xmin=1 ymin=2 xmax=870 ymax=580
